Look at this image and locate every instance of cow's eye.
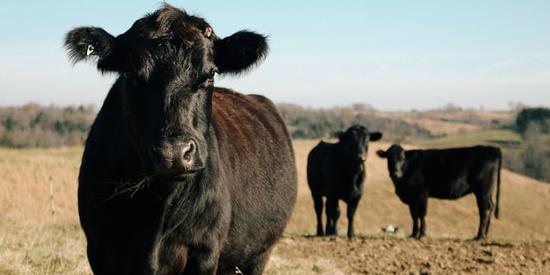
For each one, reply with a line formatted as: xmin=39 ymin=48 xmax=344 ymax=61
xmin=154 ymin=36 xmax=172 ymax=47
xmin=195 ymin=71 xmax=216 ymax=90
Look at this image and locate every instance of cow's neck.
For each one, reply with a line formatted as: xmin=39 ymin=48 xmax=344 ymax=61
xmin=389 ymin=162 xmax=409 ymax=187
xmin=334 ymin=145 xmax=364 ymax=170
xmin=389 ymin=173 xmax=403 ymax=185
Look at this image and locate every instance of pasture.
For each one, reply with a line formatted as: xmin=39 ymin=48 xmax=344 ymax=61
xmin=1 ymin=140 xmax=550 ymax=274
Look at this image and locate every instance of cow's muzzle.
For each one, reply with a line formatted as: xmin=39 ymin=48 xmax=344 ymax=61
xmin=149 ymin=138 xmax=204 ymax=176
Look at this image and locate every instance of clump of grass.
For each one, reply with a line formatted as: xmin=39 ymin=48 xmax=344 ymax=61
xmin=0 ymin=220 xmax=90 ymax=275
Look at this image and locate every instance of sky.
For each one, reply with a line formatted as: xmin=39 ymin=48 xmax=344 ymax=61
xmin=0 ymin=0 xmax=549 ymax=110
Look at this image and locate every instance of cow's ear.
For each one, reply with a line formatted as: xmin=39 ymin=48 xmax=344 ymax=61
xmin=214 ymin=30 xmax=268 ymax=74
xmin=369 ymin=132 xmax=383 ymax=142
xmin=64 ymin=27 xmax=114 ymax=64
xmin=376 ymin=150 xmax=387 ymax=158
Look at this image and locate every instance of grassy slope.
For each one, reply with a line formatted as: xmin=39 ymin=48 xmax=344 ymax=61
xmin=1 ymin=140 xmax=549 ymax=274
xmin=377 ymin=110 xmax=515 ymax=136
xmin=416 ymin=129 xmax=521 ymax=149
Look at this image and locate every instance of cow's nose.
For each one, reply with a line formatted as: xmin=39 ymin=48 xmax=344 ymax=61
xmin=149 ymin=145 xmax=174 ymax=171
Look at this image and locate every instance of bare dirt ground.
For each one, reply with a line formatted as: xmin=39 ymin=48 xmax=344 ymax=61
xmin=267 ymin=236 xmax=550 ymax=275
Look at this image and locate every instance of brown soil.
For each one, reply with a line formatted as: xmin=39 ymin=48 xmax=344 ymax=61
xmin=267 ymin=236 xmax=550 ymax=274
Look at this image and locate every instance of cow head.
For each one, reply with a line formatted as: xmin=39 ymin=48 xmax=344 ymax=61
xmin=377 ymin=144 xmax=407 ymax=180
xmin=335 ymin=125 xmax=382 ymax=164
xmin=65 ymin=5 xmax=268 ymax=177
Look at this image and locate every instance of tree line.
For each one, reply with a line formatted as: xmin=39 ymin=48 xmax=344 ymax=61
xmin=0 ymin=103 xmax=548 ymax=182
xmin=276 ymin=103 xmax=433 ymax=142
xmin=505 ymin=107 xmax=550 ymax=182
xmin=0 ymin=104 xmax=95 ymax=148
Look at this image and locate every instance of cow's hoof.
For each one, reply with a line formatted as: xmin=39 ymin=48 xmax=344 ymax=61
xmin=410 ymin=234 xmax=425 ymax=240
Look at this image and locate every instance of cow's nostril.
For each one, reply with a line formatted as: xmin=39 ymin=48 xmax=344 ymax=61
xmin=182 ymin=141 xmax=195 ymax=163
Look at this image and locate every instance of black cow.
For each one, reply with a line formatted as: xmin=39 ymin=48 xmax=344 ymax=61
xmin=307 ymin=125 xmax=382 ymax=239
xmin=65 ymin=5 xmax=297 ymax=275
xmin=377 ymin=145 xmax=501 ymax=240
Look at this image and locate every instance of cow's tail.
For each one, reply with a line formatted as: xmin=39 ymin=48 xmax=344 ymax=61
xmin=495 ymin=148 xmax=502 ymax=219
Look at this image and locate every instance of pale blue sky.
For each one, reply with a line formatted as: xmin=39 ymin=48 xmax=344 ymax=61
xmin=0 ymin=1 xmax=549 ymax=110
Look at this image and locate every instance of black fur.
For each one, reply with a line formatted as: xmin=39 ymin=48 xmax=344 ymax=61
xmin=377 ymin=145 xmax=502 ymax=240
xmin=66 ymin=4 xmax=296 ymax=275
xmin=307 ymin=125 xmax=382 ymax=239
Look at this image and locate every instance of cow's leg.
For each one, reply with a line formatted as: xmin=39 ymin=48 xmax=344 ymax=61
xmin=418 ymin=198 xmax=428 ymax=238
xmin=475 ymin=193 xmax=493 ymax=240
xmin=313 ymin=195 xmax=324 ymax=236
xmin=408 ymin=204 xmax=420 ymax=238
xmin=333 ymin=201 xmax=341 ymax=236
xmin=325 ymin=198 xmax=339 ymax=236
xmin=240 ymin=246 xmax=274 ymax=275
xmin=346 ymin=197 xmax=360 ymax=239
xmin=325 ymin=199 xmax=331 ymax=235
xmin=184 ymin=244 xmax=220 ymax=275
xmin=325 ymin=198 xmax=334 ymax=235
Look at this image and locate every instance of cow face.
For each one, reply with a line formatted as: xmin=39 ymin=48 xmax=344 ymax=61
xmin=65 ymin=5 xmax=268 ymax=177
xmin=336 ymin=125 xmax=382 ymax=163
xmin=377 ymin=144 xmax=407 ymax=179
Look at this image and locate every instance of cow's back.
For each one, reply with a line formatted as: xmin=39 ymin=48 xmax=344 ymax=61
xmin=307 ymin=141 xmax=333 ymax=197
xmin=411 ymin=146 xmax=501 ymax=199
xmin=211 ymin=88 xmax=297 ymax=267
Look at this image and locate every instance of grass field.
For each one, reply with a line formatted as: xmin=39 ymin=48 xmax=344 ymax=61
xmin=1 ymin=139 xmax=549 ymax=274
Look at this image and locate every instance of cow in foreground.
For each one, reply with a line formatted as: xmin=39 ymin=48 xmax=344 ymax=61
xmin=65 ymin=5 xmax=297 ymax=274
xmin=307 ymin=125 xmax=382 ymax=238
xmin=377 ymin=145 xmax=501 ymax=240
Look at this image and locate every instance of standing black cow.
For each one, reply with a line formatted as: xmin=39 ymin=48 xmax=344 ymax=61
xmin=376 ymin=145 xmax=501 ymax=240
xmin=307 ymin=125 xmax=382 ymax=239
xmin=65 ymin=5 xmax=297 ymax=275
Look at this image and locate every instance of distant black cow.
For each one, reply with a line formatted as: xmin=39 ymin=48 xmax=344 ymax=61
xmin=65 ymin=5 xmax=297 ymax=274
xmin=307 ymin=125 xmax=382 ymax=238
xmin=377 ymin=145 xmax=501 ymax=240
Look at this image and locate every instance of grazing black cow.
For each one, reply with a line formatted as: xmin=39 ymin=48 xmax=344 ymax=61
xmin=377 ymin=145 xmax=501 ymax=240
xmin=307 ymin=125 xmax=382 ymax=238
xmin=65 ymin=5 xmax=297 ymax=275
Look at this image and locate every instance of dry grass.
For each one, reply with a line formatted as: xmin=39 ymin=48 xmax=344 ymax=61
xmin=0 ymin=221 xmax=89 ymax=275
xmin=0 ymin=147 xmax=81 ymax=223
xmin=378 ymin=110 xmax=515 ymax=136
xmin=0 ymin=147 xmax=87 ymax=274
xmin=0 ymin=140 xmax=549 ymax=274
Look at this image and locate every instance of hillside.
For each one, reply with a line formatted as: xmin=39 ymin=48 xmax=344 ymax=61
xmin=0 ymin=141 xmax=549 ymax=274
